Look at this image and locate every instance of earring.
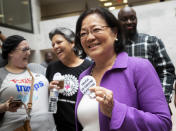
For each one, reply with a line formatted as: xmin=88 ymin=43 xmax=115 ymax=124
xmin=115 ymin=38 xmax=118 ymax=42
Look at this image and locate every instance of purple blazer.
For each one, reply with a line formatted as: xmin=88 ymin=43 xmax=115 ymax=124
xmin=75 ymin=52 xmax=172 ymax=131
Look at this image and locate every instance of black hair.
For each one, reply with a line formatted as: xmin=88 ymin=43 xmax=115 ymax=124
xmin=49 ymin=27 xmax=80 ymax=56
xmin=2 ymin=35 xmax=26 ymax=59
xmin=75 ymin=7 xmax=126 ymax=58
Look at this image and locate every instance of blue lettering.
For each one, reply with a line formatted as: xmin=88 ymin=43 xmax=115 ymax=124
xmin=20 ymin=85 xmax=24 ymax=91
xmin=34 ymin=84 xmax=39 ymax=91
xmin=16 ymin=84 xmax=22 ymax=92
xmin=16 ymin=81 xmax=45 ymax=93
xmin=23 ymin=86 xmax=28 ymax=92
xmin=39 ymin=81 xmax=44 ymax=87
xmin=27 ymin=86 xmax=31 ymax=92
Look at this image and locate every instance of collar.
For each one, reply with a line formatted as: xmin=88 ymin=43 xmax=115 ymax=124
xmin=112 ymin=52 xmax=128 ymax=69
xmin=84 ymin=52 xmax=128 ymax=75
xmin=127 ymin=32 xmax=139 ymax=44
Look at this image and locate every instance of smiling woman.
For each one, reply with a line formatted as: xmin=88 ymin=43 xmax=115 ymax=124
xmin=1 ymin=35 xmax=30 ymax=72
xmin=74 ymin=7 xmax=172 ymax=131
xmin=46 ymin=27 xmax=92 ymax=131
xmin=0 ymin=35 xmax=56 ymax=131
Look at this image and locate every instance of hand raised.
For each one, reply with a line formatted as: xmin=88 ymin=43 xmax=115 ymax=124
xmin=90 ymin=86 xmax=114 ymax=118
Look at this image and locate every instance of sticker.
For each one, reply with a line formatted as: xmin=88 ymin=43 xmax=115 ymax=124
xmin=53 ymin=72 xmax=63 ymax=80
xmin=53 ymin=72 xmax=65 ymax=92
xmin=80 ymin=75 xmax=96 ymax=98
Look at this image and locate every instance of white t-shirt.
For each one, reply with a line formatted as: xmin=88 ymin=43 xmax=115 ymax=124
xmin=77 ymin=94 xmax=100 ymax=131
xmin=0 ymin=68 xmax=56 ymax=131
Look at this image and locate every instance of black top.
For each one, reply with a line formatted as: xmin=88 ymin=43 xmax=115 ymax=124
xmin=46 ymin=59 xmax=92 ymax=131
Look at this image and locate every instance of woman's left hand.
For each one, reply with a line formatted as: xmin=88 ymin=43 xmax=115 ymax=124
xmin=90 ymin=86 xmax=114 ymax=118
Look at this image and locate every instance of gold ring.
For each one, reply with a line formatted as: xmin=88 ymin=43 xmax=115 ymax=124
xmin=103 ymin=94 xmax=106 ymax=101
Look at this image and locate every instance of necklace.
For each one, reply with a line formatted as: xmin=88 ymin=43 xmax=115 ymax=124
xmin=90 ymin=64 xmax=95 ymax=76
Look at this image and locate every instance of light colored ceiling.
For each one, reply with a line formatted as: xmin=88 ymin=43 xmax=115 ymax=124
xmin=39 ymin=0 xmax=160 ymax=6
xmin=39 ymin=0 xmax=162 ymax=20
xmin=40 ymin=0 xmax=83 ymax=5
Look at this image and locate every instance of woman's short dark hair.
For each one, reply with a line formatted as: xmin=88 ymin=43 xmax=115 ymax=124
xmin=2 ymin=35 xmax=25 ymax=59
xmin=49 ymin=27 xmax=80 ymax=56
xmin=75 ymin=7 xmax=126 ymax=58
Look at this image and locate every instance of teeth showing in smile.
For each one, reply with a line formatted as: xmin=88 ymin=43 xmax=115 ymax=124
xmin=88 ymin=43 xmax=99 ymax=48
xmin=56 ymin=50 xmax=62 ymax=55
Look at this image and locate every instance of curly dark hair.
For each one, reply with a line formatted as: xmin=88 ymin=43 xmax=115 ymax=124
xmin=2 ymin=35 xmax=25 ymax=59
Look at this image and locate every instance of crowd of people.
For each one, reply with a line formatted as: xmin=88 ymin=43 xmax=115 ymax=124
xmin=0 ymin=5 xmax=175 ymax=131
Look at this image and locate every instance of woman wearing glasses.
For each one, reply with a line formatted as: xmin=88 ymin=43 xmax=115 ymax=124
xmin=74 ymin=7 xmax=172 ymax=131
xmin=0 ymin=35 xmax=56 ymax=131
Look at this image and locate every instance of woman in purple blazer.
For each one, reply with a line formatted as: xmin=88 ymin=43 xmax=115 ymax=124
xmin=74 ymin=7 xmax=172 ymax=131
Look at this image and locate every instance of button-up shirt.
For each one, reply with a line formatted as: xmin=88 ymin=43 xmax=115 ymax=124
xmin=125 ymin=33 xmax=175 ymax=103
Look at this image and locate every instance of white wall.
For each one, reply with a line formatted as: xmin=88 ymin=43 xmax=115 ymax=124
xmin=132 ymin=1 xmax=176 ymax=66
xmin=40 ymin=0 xmax=176 ymax=67
xmin=1 ymin=0 xmax=176 ymax=67
xmin=40 ymin=15 xmax=79 ymax=49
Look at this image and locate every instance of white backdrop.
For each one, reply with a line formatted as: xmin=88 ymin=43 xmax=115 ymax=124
xmin=41 ymin=1 xmax=176 ymax=67
xmin=1 ymin=0 xmax=176 ymax=66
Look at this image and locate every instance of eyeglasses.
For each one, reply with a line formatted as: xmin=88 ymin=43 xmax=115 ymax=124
xmin=15 ymin=47 xmax=31 ymax=53
xmin=80 ymin=25 xmax=109 ymax=39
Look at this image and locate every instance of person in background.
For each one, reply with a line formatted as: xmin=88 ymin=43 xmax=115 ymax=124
xmin=0 ymin=31 xmax=7 ymax=67
xmin=41 ymin=51 xmax=55 ymax=68
xmin=118 ymin=6 xmax=175 ymax=105
xmin=46 ymin=27 xmax=91 ymax=131
xmin=0 ymin=35 xmax=56 ymax=131
xmin=74 ymin=7 xmax=172 ymax=131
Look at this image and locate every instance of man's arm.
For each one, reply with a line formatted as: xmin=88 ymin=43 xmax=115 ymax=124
xmin=153 ymin=37 xmax=175 ymax=103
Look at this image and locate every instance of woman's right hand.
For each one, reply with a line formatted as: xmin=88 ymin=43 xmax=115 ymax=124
xmin=90 ymin=86 xmax=114 ymax=118
xmin=49 ymin=80 xmax=63 ymax=90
